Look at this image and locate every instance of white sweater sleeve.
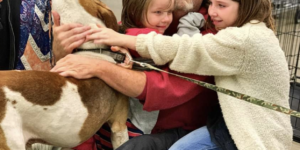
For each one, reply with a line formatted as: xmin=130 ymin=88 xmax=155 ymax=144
xmin=136 ymin=27 xmax=249 ymax=76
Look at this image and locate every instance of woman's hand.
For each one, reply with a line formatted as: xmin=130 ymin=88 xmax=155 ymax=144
xmin=50 ymin=54 xmax=108 ymax=79
xmin=52 ymin=11 xmax=92 ymax=61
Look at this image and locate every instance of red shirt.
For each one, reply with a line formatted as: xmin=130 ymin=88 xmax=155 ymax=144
xmin=139 ymin=69 xmax=218 ymax=133
xmin=126 ymin=11 xmax=219 ymax=133
xmin=126 ymin=28 xmax=159 ymax=58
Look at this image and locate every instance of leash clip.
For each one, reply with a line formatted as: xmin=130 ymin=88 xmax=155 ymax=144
xmin=126 ymin=53 xmax=147 ymax=68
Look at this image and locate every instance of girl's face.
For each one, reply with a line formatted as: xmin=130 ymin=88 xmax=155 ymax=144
xmin=208 ymin=0 xmax=239 ymax=30
xmin=144 ymin=0 xmax=174 ymax=34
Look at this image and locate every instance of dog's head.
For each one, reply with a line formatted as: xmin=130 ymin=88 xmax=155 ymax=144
xmin=78 ymin=0 xmax=118 ymax=31
xmin=52 ymin=0 xmax=118 ymax=31
xmin=52 ymin=0 xmax=119 ymax=50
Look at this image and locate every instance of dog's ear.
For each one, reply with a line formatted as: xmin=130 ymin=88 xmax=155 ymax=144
xmin=79 ymin=0 xmax=119 ymax=31
xmin=94 ymin=0 xmax=119 ymax=31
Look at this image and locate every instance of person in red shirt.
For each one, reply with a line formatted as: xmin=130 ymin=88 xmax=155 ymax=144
xmin=51 ymin=0 xmax=218 ymax=149
xmin=121 ymin=0 xmax=173 ymax=57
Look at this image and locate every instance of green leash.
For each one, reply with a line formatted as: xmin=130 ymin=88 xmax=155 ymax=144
xmin=130 ymin=59 xmax=300 ymax=118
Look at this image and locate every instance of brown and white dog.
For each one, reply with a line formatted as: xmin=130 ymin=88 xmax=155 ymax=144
xmin=0 ymin=0 xmax=129 ymax=150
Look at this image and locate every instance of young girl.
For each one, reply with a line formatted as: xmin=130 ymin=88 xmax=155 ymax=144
xmin=85 ymin=0 xmax=293 ymax=149
xmin=112 ymin=0 xmax=174 ymax=57
xmin=121 ymin=0 xmax=174 ymax=34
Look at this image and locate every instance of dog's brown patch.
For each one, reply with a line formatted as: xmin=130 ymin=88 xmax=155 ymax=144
xmin=79 ymin=0 xmax=119 ymax=31
xmin=44 ymin=108 xmax=48 ymax=111
xmin=0 ymin=89 xmax=10 ymax=150
xmin=66 ymin=78 xmax=120 ymax=142
xmin=0 ymin=71 xmax=65 ymax=106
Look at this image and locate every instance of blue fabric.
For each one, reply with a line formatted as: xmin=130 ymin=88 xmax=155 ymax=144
xmin=17 ymin=0 xmax=51 ymax=70
xmin=169 ymin=126 xmax=221 ymax=150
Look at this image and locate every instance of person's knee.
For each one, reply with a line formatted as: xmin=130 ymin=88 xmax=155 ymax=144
xmin=116 ymin=135 xmax=157 ymax=150
xmin=117 ymin=128 xmax=188 ymax=150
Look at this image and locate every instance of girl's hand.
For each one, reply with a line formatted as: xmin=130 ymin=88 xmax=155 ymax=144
xmin=111 ymin=46 xmax=133 ymax=69
xmin=86 ymin=24 xmax=137 ymax=51
xmin=86 ymin=24 xmax=127 ymax=47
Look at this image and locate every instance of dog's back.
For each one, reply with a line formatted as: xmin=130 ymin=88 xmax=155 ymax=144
xmin=0 ymin=70 xmax=128 ymax=149
xmin=0 ymin=1 xmax=128 ymax=149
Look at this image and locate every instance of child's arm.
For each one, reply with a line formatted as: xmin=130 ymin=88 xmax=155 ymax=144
xmin=86 ymin=26 xmax=137 ymax=50
xmin=177 ymin=12 xmax=205 ymax=36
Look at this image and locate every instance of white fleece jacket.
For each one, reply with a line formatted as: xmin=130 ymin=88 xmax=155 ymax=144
xmin=136 ymin=21 xmax=293 ymax=150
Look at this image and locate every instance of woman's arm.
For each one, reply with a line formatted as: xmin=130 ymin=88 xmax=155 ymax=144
xmin=51 ymin=54 xmax=146 ymax=97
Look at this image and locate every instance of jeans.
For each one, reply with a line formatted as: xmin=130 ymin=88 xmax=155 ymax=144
xmin=169 ymin=126 xmax=222 ymax=150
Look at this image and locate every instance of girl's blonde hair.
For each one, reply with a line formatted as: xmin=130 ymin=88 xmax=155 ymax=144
xmin=121 ymin=0 xmax=173 ymax=31
xmin=206 ymin=0 xmax=275 ymax=31
xmin=121 ymin=0 xmax=151 ymax=31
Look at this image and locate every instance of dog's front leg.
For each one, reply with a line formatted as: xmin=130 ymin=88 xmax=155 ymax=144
xmin=110 ymin=122 xmax=129 ymax=149
xmin=108 ymin=94 xmax=129 ymax=149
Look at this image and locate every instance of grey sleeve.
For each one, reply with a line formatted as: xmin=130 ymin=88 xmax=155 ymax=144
xmin=177 ymin=12 xmax=205 ymax=36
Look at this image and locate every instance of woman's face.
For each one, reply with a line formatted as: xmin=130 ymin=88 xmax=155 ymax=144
xmin=144 ymin=0 xmax=174 ymax=33
xmin=208 ymin=0 xmax=239 ymax=30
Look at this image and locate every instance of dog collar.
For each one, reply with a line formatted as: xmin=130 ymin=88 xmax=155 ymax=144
xmin=74 ymin=48 xmax=126 ymax=63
